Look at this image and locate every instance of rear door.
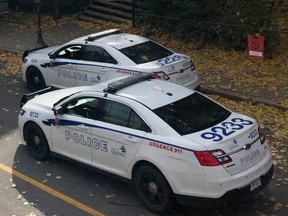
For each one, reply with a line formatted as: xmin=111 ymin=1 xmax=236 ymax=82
xmin=90 ymin=98 xmax=150 ymax=177
xmin=76 ymin=45 xmax=118 ymax=86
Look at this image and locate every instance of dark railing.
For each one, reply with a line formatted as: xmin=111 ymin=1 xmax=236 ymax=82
xmin=131 ymin=0 xmax=288 ymax=35
xmin=8 ymin=0 xmax=89 ymax=14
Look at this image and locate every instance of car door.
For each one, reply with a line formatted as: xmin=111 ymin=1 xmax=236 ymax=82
xmin=90 ymin=98 xmax=151 ymax=177
xmin=76 ymin=45 xmax=118 ymax=86
xmin=48 ymin=44 xmax=84 ymax=88
xmin=51 ymin=96 xmax=101 ymax=165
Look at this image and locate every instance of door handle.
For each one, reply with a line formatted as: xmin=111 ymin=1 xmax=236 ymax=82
xmin=66 ymin=64 xmax=75 ymax=69
xmin=125 ymin=136 xmax=138 ymax=143
xmin=78 ymin=124 xmax=89 ymax=130
xmin=100 ymin=67 xmax=108 ymax=72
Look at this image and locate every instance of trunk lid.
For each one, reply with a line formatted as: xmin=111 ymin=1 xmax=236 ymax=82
xmin=184 ymin=113 xmax=269 ymax=175
xmin=159 ymin=54 xmax=197 ymax=86
xmin=139 ymin=53 xmax=198 ymax=86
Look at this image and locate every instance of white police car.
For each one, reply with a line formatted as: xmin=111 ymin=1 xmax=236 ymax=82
xmin=18 ymin=74 xmax=273 ymax=213
xmin=22 ymin=29 xmax=200 ymax=92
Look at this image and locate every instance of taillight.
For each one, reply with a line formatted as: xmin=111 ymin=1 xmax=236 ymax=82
xmin=152 ymin=72 xmax=170 ymax=80
xmin=258 ymin=127 xmax=266 ymax=144
xmin=194 ymin=149 xmax=232 ymax=166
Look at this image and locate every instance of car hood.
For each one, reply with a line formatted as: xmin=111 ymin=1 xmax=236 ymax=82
xmin=29 ymin=46 xmax=59 ymax=55
xmin=23 ymin=86 xmax=87 ymax=109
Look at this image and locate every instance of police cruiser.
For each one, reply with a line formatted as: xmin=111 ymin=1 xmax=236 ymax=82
xmin=18 ymin=74 xmax=273 ymax=213
xmin=22 ymin=29 xmax=200 ymax=92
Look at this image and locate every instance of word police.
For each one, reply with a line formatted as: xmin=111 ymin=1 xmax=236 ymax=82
xmin=65 ymin=130 xmax=108 ymax=151
xmin=57 ymin=69 xmax=88 ymax=81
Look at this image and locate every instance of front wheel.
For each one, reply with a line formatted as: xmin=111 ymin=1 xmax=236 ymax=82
xmin=134 ymin=165 xmax=176 ymax=214
xmin=24 ymin=122 xmax=51 ymax=161
xmin=26 ymin=67 xmax=46 ymax=92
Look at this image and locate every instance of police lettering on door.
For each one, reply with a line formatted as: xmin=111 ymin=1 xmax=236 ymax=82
xmin=65 ymin=130 xmax=108 ymax=152
xmin=57 ymin=69 xmax=88 ymax=81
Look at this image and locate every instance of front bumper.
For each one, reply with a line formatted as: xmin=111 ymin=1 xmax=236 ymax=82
xmin=175 ymin=164 xmax=274 ymax=207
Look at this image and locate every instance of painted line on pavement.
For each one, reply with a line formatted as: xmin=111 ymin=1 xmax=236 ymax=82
xmin=0 ymin=163 xmax=104 ymax=216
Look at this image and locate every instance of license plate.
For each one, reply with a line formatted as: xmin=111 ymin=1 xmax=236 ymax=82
xmin=175 ymin=73 xmax=192 ymax=83
xmin=250 ymin=177 xmax=261 ymax=191
xmin=240 ymin=149 xmax=260 ymax=165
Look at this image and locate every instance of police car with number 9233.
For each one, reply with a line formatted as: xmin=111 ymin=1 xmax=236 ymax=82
xmin=18 ymin=73 xmax=273 ymax=214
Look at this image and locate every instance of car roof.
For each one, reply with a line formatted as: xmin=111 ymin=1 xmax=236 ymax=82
xmin=71 ymin=29 xmax=149 ymax=50
xmin=85 ymin=74 xmax=193 ymax=110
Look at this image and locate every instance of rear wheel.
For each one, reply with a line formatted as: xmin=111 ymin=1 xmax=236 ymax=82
xmin=24 ymin=122 xmax=51 ymax=161
xmin=26 ymin=67 xmax=46 ymax=91
xmin=134 ymin=165 xmax=176 ymax=214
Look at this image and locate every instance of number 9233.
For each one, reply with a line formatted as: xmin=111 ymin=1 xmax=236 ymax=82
xmin=200 ymin=118 xmax=253 ymax=142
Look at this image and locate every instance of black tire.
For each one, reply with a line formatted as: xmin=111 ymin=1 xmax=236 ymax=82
xmin=26 ymin=67 xmax=46 ymax=92
xmin=134 ymin=165 xmax=176 ymax=214
xmin=24 ymin=122 xmax=51 ymax=161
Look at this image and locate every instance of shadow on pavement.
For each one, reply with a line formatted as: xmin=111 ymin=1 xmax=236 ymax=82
xmin=12 ymin=144 xmax=153 ymax=216
xmin=12 ymin=143 xmax=281 ymax=216
xmin=0 ymin=74 xmax=26 ymax=135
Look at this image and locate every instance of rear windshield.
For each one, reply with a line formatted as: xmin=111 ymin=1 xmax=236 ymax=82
xmin=153 ymin=93 xmax=231 ymax=135
xmin=119 ymin=41 xmax=173 ymax=64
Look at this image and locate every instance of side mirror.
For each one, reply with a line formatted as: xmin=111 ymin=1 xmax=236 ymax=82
xmin=52 ymin=106 xmax=64 ymax=116
xmin=48 ymin=52 xmax=55 ymax=59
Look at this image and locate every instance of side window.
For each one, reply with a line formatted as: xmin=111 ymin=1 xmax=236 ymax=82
xmin=82 ymin=46 xmax=117 ymax=64
xmin=55 ymin=45 xmax=82 ymax=59
xmin=64 ymin=97 xmax=100 ymax=120
xmin=99 ymin=100 xmax=151 ymax=132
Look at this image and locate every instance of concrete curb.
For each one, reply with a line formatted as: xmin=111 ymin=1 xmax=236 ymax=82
xmin=0 ymin=47 xmax=23 ymax=54
xmin=201 ymin=86 xmax=288 ymax=111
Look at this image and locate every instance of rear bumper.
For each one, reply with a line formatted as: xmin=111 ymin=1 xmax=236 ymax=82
xmin=182 ymin=71 xmax=201 ymax=90
xmin=175 ymin=164 xmax=274 ymax=207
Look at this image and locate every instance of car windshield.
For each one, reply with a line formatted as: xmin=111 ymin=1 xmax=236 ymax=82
xmin=119 ymin=41 xmax=173 ymax=64
xmin=153 ymin=93 xmax=231 ymax=135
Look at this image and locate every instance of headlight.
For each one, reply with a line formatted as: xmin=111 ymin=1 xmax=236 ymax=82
xmin=258 ymin=126 xmax=266 ymax=144
xmin=19 ymin=109 xmax=26 ymax=116
xmin=190 ymin=60 xmax=195 ymax=71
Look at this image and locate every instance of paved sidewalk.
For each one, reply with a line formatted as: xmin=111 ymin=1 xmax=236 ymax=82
xmin=0 ymin=22 xmax=93 ymax=54
xmin=0 ymin=13 xmax=287 ymax=110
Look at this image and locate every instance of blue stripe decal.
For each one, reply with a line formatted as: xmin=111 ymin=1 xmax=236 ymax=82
xmin=52 ymin=61 xmax=146 ymax=73
xmin=52 ymin=62 xmax=79 ymax=67
xmin=48 ymin=119 xmax=194 ymax=152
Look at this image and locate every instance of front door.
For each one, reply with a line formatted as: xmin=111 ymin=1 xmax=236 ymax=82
xmin=50 ymin=114 xmax=93 ymax=165
xmin=48 ymin=44 xmax=83 ymax=88
xmin=51 ymin=96 xmax=101 ymax=165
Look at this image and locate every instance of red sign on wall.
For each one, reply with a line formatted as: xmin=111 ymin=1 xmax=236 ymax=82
xmin=247 ymin=34 xmax=265 ymax=60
